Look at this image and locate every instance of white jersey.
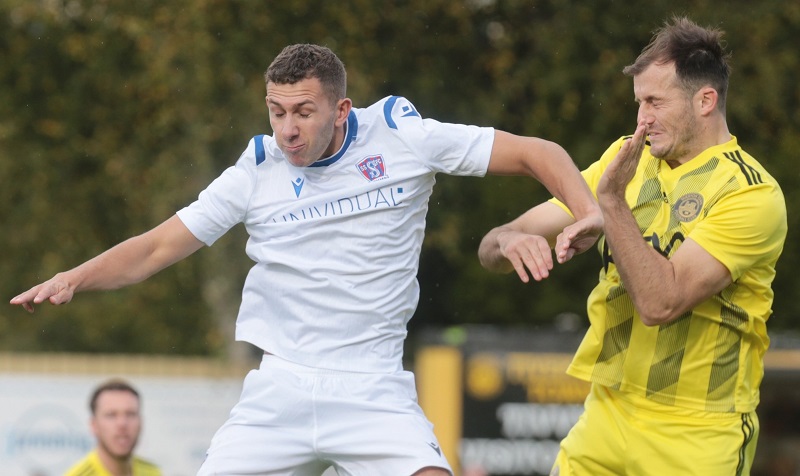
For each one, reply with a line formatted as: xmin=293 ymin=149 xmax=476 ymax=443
xmin=177 ymin=96 xmax=494 ymax=372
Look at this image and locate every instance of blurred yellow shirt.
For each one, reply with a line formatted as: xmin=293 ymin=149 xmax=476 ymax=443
xmin=63 ymin=449 xmax=162 ymax=476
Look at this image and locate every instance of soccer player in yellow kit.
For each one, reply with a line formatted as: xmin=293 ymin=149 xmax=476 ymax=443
xmin=479 ymin=16 xmax=786 ymax=476
xmin=64 ymin=380 xmax=161 ymax=476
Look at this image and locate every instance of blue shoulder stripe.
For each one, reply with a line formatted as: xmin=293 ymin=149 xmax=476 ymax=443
xmin=383 ymin=96 xmax=421 ymax=130
xmin=383 ymin=96 xmax=400 ymax=129
xmin=254 ymin=134 xmax=266 ymax=165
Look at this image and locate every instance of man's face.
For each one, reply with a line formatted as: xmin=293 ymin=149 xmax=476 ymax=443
xmin=91 ymin=390 xmax=141 ymax=460
xmin=633 ymin=62 xmax=699 ymax=166
xmin=266 ymin=77 xmax=346 ymax=168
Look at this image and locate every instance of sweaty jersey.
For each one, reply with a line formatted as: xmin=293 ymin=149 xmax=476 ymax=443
xmin=177 ymin=96 xmax=494 ymax=373
xmin=63 ymin=450 xmax=161 ymax=476
xmin=553 ymin=135 xmax=786 ymax=413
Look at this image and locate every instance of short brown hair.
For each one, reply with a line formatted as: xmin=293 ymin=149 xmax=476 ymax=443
xmin=623 ymin=16 xmax=731 ymax=112
xmin=265 ymin=44 xmax=347 ymax=105
xmin=89 ymin=379 xmax=140 ymax=414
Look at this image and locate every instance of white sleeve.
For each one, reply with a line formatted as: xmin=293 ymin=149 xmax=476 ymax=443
xmin=384 ymin=96 xmax=495 ymax=176
xmin=176 ymin=140 xmax=259 ymax=246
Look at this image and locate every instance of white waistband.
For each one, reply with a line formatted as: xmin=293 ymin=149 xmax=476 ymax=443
xmin=261 ymin=352 xmax=368 ymax=375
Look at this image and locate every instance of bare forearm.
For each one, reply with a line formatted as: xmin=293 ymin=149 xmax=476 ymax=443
xmin=534 ymin=145 xmax=598 ymax=222
xmin=479 ymin=201 xmax=598 ymax=283
xmin=543 ymin=144 xmax=600 ymax=220
xmin=11 ymin=215 xmax=203 ymax=312
xmin=599 ymin=194 xmax=680 ymax=324
xmin=521 ymin=139 xmax=599 ymax=222
xmin=478 ymin=226 xmax=516 ymax=273
xmin=64 ymin=233 xmax=174 ymax=293
xmin=488 ymin=132 xmax=599 ymax=221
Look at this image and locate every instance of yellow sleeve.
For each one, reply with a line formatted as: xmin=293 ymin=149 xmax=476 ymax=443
xmin=690 ymin=181 xmax=787 ymax=281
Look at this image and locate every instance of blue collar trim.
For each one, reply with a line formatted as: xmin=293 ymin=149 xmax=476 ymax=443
xmin=309 ymin=110 xmax=358 ymax=168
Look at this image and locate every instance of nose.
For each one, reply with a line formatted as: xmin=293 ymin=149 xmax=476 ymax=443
xmin=637 ymin=103 xmax=655 ymax=125
xmin=280 ymin=115 xmax=299 ymax=141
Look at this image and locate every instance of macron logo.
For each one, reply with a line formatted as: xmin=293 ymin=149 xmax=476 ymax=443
xmin=427 ymin=442 xmax=441 ymax=456
xmin=292 ymin=177 xmax=305 ymax=197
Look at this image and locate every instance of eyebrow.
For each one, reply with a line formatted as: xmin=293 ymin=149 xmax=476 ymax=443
xmin=267 ymin=98 xmax=315 ymax=110
xmin=635 ymin=94 xmax=660 ymax=103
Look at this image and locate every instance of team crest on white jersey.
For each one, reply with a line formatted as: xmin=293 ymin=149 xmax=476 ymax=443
xmin=357 ymin=155 xmax=388 ymax=182
xmin=672 ymin=192 xmax=703 ymax=222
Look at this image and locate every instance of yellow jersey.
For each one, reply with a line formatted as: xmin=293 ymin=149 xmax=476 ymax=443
xmin=554 ymin=135 xmax=786 ymax=413
xmin=63 ymin=449 xmax=162 ymax=476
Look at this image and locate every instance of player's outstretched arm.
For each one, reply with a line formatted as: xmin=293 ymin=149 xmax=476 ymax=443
xmin=486 ymin=130 xmax=601 ymax=226
xmin=10 ymin=215 xmax=204 ymax=313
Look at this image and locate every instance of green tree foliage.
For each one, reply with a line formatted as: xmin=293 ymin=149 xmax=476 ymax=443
xmin=0 ymin=0 xmax=797 ymax=355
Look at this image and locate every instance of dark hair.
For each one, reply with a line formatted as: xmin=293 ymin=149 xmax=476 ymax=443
xmin=264 ymin=44 xmax=347 ymax=105
xmin=89 ymin=379 xmax=140 ymax=414
xmin=623 ymin=16 xmax=731 ymax=112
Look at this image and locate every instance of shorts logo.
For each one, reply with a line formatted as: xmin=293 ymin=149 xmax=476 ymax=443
xmin=357 ymin=155 xmax=388 ymax=182
xmin=427 ymin=441 xmax=442 ymax=456
xmin=672 ymin=192 xmax=703 ymax=222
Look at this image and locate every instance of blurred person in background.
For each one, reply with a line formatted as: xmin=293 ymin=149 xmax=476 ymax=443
xmin=64 ymin=379 xmax=161 ymax=476
xmin=479 ymin=16 xmax=786 ymax=476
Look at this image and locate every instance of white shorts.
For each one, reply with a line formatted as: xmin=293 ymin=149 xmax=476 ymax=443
xmin=197 ymin=353 xmax=452 ymax=476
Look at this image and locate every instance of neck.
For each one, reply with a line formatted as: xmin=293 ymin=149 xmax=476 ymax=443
xmin=322 ymin=118 xmax=348 ymax=160
xmin=332 ymin=122 xmax=347 ymax=155
xmin=668 ymin=118 xmax=731 ymax=169
xmin=707 ymin=115 xmax=732 ymax=146
xmin=97 ymin=448 xmax=133 ymax=476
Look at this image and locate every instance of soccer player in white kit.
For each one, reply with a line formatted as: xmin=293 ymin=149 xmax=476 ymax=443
xmin=11 ymin=44 xmax=603 ymax=475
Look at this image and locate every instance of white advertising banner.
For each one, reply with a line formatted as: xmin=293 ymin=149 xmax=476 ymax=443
xmin=0 ymin=372 xmax=244 ymax=476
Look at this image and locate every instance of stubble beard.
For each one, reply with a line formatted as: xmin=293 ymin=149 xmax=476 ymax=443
xmin=651 ymin=112 xmax=698 ymax=164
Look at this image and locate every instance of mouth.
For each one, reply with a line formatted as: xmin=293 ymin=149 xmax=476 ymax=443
xmin=284 ymin=144 xmax=305 ymax=155
xmin=110 ymin=439 xmax=132 ymax=454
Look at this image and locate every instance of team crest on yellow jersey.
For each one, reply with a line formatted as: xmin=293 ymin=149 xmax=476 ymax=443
xmin=672 ymin=192 xmax=704 ymax=222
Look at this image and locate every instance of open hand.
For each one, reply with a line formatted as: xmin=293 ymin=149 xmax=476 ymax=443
xmin=555 ymin=212 xmax=604 ymax=263
xmin=598 ymin=121 xmax=648 ymax=199
xmin=497 ymin=230 xmax=555 ymax=283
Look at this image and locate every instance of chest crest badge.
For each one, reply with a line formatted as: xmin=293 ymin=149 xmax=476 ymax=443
xmin=357 ymin=155 xmax=388 ymax=182
xmin=672 ymin=192 xmax=704 ymax=222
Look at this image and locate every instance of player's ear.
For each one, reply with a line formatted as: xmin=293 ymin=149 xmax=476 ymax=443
xmin=335 ymin=98 xmax=352 ymax=126
xmin=696 ymin=87 xmax=718 ymax=116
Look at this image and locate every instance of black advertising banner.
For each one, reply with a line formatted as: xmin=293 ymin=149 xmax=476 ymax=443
xmin=416 ymin=324 xmax=588 ymax=476
xmin=454 ymin=325 xmax=588 ymax=476
xmin=416 ymin=326 xmax=800 ymax=476
xmin=460 ymin=351 xmax=588 ymax=476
